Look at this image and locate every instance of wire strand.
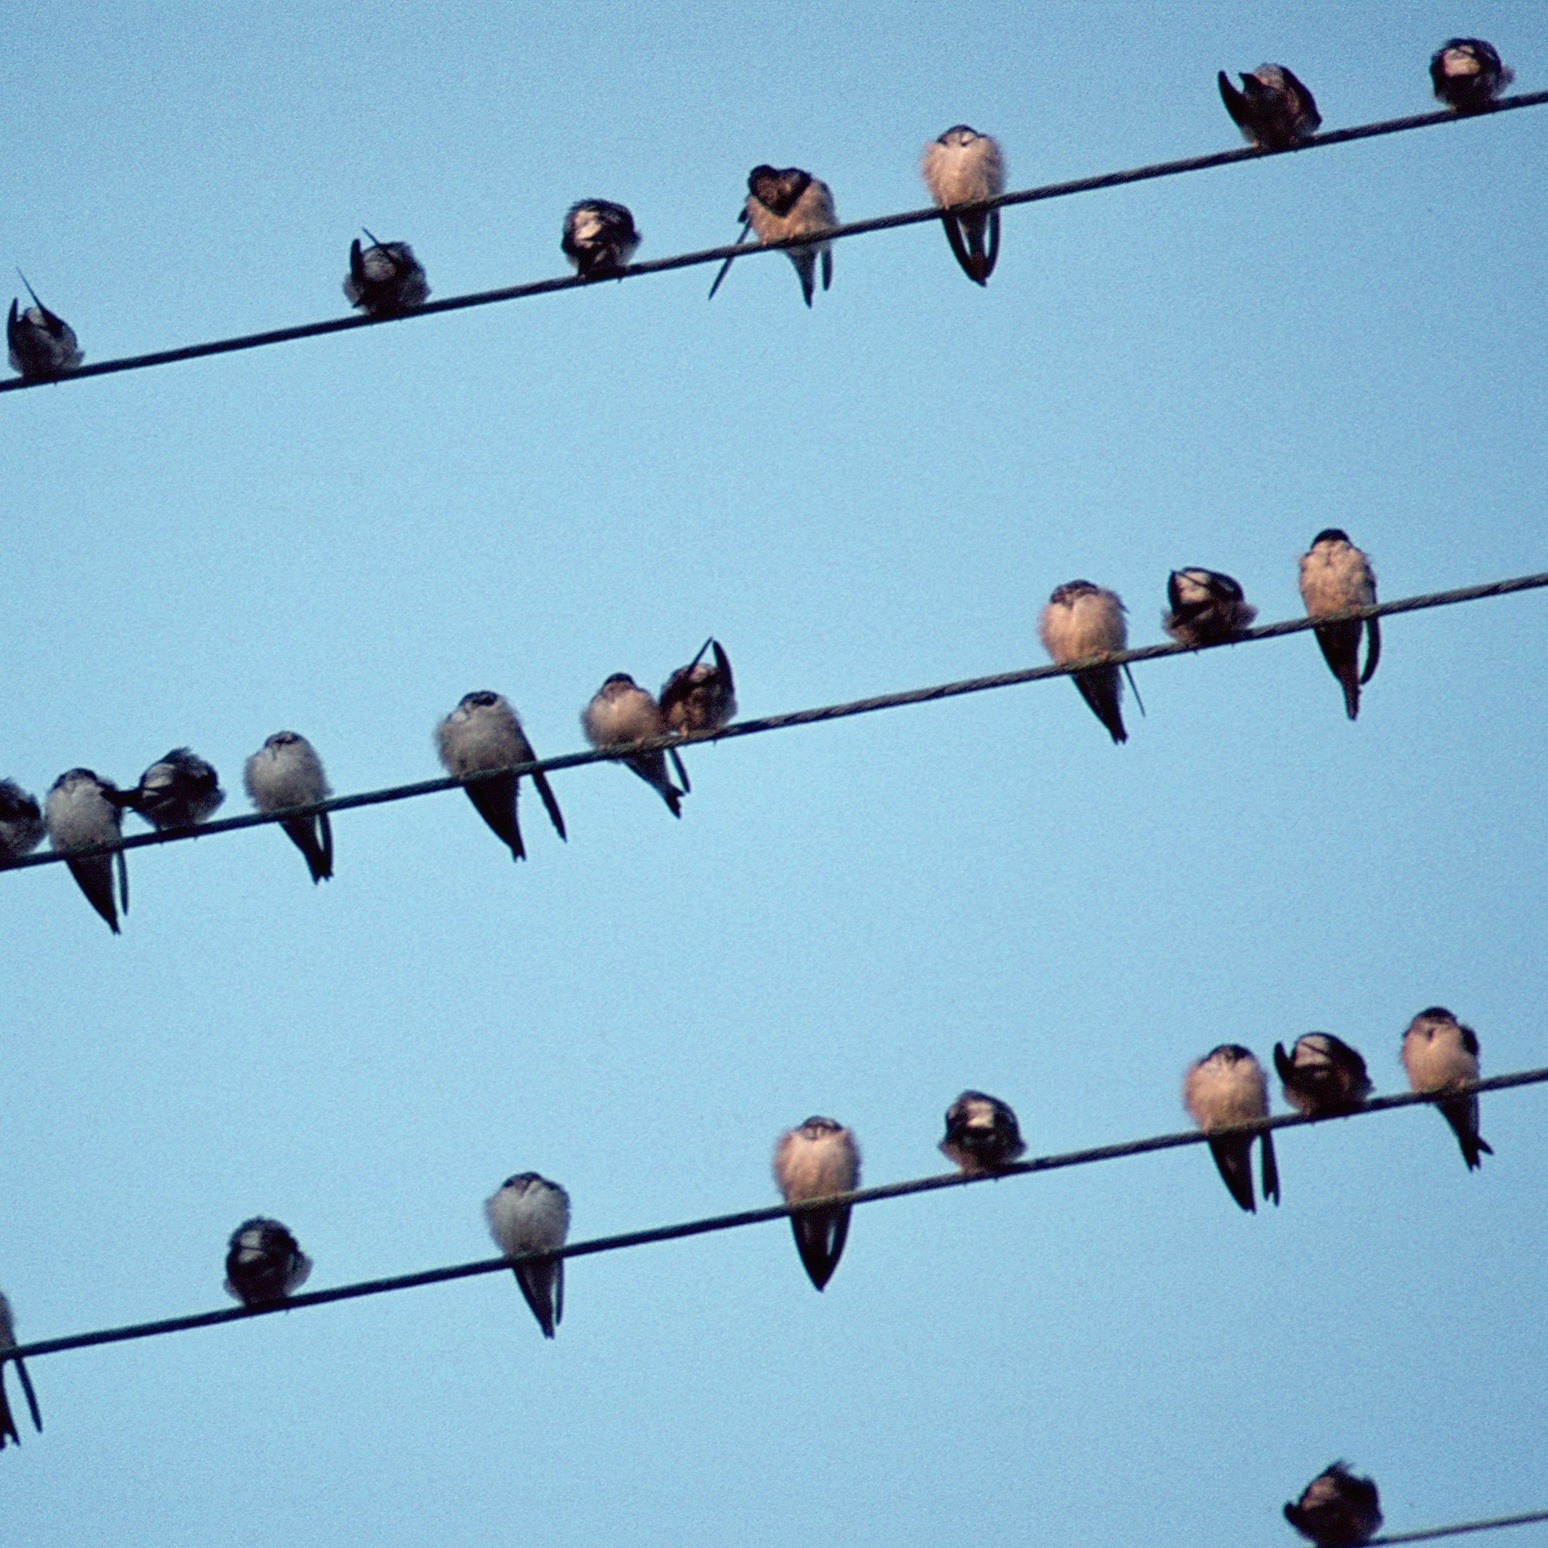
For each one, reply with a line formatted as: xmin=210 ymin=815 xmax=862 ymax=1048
xmin=1371 ymin=1510 xmax=1548 ymax=1544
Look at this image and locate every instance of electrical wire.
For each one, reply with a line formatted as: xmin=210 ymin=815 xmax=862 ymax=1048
xmin=1371 ymin=1512 xmax=1548 ymax=1545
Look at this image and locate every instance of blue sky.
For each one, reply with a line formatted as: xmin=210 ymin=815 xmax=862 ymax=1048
xmin=2 ymin=3 xmax=1546 ymax=1544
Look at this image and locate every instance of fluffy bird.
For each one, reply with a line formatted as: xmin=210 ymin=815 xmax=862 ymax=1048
xmin=7 ymin=273 xmax=82 ymax=380
xmin=1183 ymin=1044 xmax=1280 ymax=1212
xmin=1218 ymin=64 xmax=1322 ymax=149
xmin=660 ymin=638 xmax=738 ymax=736
xmin=920 ymin=124 xmax=1006 ymax=286
xmin=773 ymin=1116 xmax=861 ymax=1291
xmin=44 ymin=769 xmax=129 ymax=933
xmin=0 ymin=1291 xmax=43 ymax=1450
xmin=486 ymin=1173 xmax=570 ymax=1339
xmin=0 ymin=780 xmax=45 ymax=863
xmin=1431 ymin=38 xmax=1513 ymax=112
xmin=1284 ymin=1462 xmax=1384 ymax=1548
xmin=562 ymin=200 xmax=641 ymax=278
xmin=1038 ymin=581 xmax=1131 ymax=744
xmin=343 ymin=233 xmax=430 ymax=317
xmin=1299 ymin=530 xmax=1379 ymax=720
xmin=436 ymin=691 xmax=566 ymax=862
xmin=1401 ymin=1007 xmax=1492 ymax=1170
xmin=939 ymin=1091 xmax=1026 ymax=1174
xmin=224 ymin=1218 xmax=313 ymax=1307
xmin=243 ymin=731 xmax=333 ymax=883
xmin=581 ymin=674 xmax=686 ymax=816
xmin=1162 ymin=568 xmax=1258 ymax=647
xmin=120 ymin=748 xmax=225 ymax=830
xmin=708 ymin=165 xmax=837 ymax=307
xmin=1274 ymin=1033 xmax=1373 ymax=1118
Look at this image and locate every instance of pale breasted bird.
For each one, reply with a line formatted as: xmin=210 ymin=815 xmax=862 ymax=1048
xmin=920 ymin=125 xmax=1006 ymax=286
xmin=1183 ymin=1044 xmax=1280 ymax=1212
xmin=708 ymin=165 xmax=837 ymax=307
xmin=1401 ymin=1006 xmax=1493 ymax=1170
xmin=0 ymin=780 xmax=45 ymax=863
xmin=0 ymin=1291 xmax=43 ymax=1450
xmin=224 ymin=1218 xmax=313 ymax=1306
xmin=773 ymin=1116 xmax=861 ymax=1291
xmin=1218 ymin=64 xmax=1322 ymax=149
xmin=436 ymin=691 xmax=566 ymax=862
xmin=343 ymin=232 xmax=430 ymax=317
xmin=1284 ymin=1462 xmax=1384 ymax=1547
xmin=119 ymin=748 xmax=225 ymax=831
xmin=1162 ymin=568 xmax=1258 ymax=647
xmin=939 ymin=1091 xmax=1026 ymax=1174
xmin=1274 ymin=1033 xmax=1373 ymax=1118
xmin=562 ymin=200 xmax=642 ymax=278
xmin=581 ymin=674 xmax=686 ymax=817
xmin=486 ymin=1172 xmax=571 ymax=1339
xmin=1299 ymin=530 xmax=1379 ymax=720
xmin=243 ymin=731 xmax=333 ymax=883
xmin=1038 ymin=581 xmax=1131 ymax=744
xmin=1431 ymin=38 xmax=1514 ymax=113
xmin=8 ymin=272 xmax=83 ymax=380
xmin=44 ymin=769 xmax=129 ymax=933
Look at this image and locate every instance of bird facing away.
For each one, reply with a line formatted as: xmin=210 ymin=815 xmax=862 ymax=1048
xmin=0 ymin=780 xmax=45 ymax=863
xmin=920 ymin=125 xmax=1006 ymax=286
xmin=1218 ymin=64 xmax=1322 ymax=149
xmin=120 ymin=748 xmax=225 ymax=830
xmin=1183 ymin=1044 xmax=1280 ymax=1212
xmin=660 ymin=638 xmax=738 ymax=737
xmin=773 ymin=1116 xmax=861 ymax=1291
xmin=243 ymin=731 xmax=333 ymax=883
xmin=436 ymin=691 xmax=567 ymax=862
xmin=581 ymin=674 xmax=686 ymax=816
xmin=224 ymin=1218 xmax=313 ymax=1307
xmin=486 ymin=1173 xmax=571 ymax=1339
xmin=1284 ymin=1462 xmax=1384 ymax=1547
xmin=1274 ymin=1033 xmax=1373 ymax=1118
xmin=44 ymin=769 xmax=129 ymax=933
xmin=0 ymin=1291 xmax=43 ymax=1450
xmin=7 ymin=273 xmax=83 ymax=380
xmin=1162 ymin=568 xmax=1258 ymax=647
xmin=939 ymin=1091 xmax=1026 ymax=1174
xmin=1401 ymin=1006 xmax=1492 ymax=1170
xmin=1038 ymin=581 xmax=1130 ymax=744
xmin=562 ymin=200 xmax=642 ymax=278
xmin=1431 ymin=38 xmax=1513 ymax=112
xmin=343 ymin=234 xmax=430 ymax=317
xmin=708 ymin=165 xmax=837 ymax=307
xmin=1298 ymin=529 xmax=1379 ymax=720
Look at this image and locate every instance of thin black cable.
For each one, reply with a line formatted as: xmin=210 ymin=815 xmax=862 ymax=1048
xmin=1371 ymin=1510 xmax=1548 ymax=1544
xmin=1 ymin=91 xmax=1542 ymax=396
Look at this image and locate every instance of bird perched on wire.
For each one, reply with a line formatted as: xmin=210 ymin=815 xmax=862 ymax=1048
xmin=774 ymin=1117 xmax=860 ymax=1291
xmin=7 ymin=272 xmax=82 ymax=380
xmin=0 ymin=1291 xmax=43 ymax=1450
xmin=1161 ymin=568 xmax=1258 ymax=647
xmin=117 ymin=748 xmax=225 ymax=831
xmin=920 ymin=125 xmax=1005 ymax=286
xmin=1183 ymin=1044 xmax=1280 ymax=1212
xmin=1038 ymin=581 xmax=1134 ymax=744
xmin=1401 ymin=1007 xmax=1492 ymax=1170
xmin=343 ymin=232 xmax=430 ymax=317
xmin=1218 ymin=64 xmax=1322 ymax=149
xmin=44 ymin=769 xmax=129 ymax=933
xmin=1284 ymin=1462 xmax=1384 ymax=1547
xmin=224 ymin=1218 xmax=313 ymax=1307
xmin=939 ymin=1091 xmax=1026 ymax=1174
xmin=0 ymin=780 xmax=45 ymax=863
xmin=243 ymin=731 xmax=333 ymax=883
xmin=708 ymin=165 xmax=837 ymax=307
xmin=1274 ymin=1033 xmax=1373 ymax=1118
xmin=436 ymin=691 xmax=566 ymax=862
xmin=660 ymin=639 xmax=737 ymax=737
xmin=486 ymin=1173 xmax=570 ymax=1340
xmin=1298 ymin=530 xmax=1379 ymax=721
xmin=562 ymin=200 xmax=641 ymax=278
xmin=581 ymin=674 xmax=686 ymax=816
xmin=1430 ymin=38 xmax=1513 ymax=112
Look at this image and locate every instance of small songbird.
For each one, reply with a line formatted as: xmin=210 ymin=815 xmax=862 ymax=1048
xmin=486 ymin=1172 xmax=571 ymax=1339
xmin=0 ymin=1291 xmax=43 ymax=1450
xmin=1299 ymin=530 xmax=1379 ymax=720
xmin=1039 ymin=580 xmax=1131 ymax=744
xmin=920 ymin=124 xmax=1006 ymax=286
xmin=562 ymin=200 xmax=642 ymax=278
xmin=708 ymin=165 xmax=837 ymax=307
xmin=1162 ymin=568 xmax=1258 ymax=647
xmin=939 ymin=1091 xmax=1026 ymax=1174
xmin=1401 ymin=1006 xmax=1492 ymax=1170
xmin=44 ymin=769 xmax=129 ymax=933
xmin=660 ymin=638 xmax=738 ymax=735
xmin=581 ymin=674 xmax=686 ymax=816
xmin=0 ymin=780 xmax=45 ymax=863
xmin=8 ymin=272 xmax=83 ymax=380
xmin=119 ymin=748 xmax=225 ymax=831
xmin=343 ymin=232 xmax=430 ymax=317
xmin=243 ymin=731 xmax=333 ymax=883
xmin=773 ymin=1116 xmax=861 ymax=1291
xmin=436 ymin=691 xmax=566 ymax=862
xmin=1274 ymin=1033 xmax=1373 ymax=1118
xmin=1218 ymin=64 xmax=1322 ymax=149
xmin=1431 ymin=38 xmax=1514 ymax=113
xmin=1183 ymin=1044 xmax=1280 ymax=1212
xmin=1284 ymin=1462 xmax=1384 ymax=1547
xmin=224 ymin=1218 xmax=313 ymax=1307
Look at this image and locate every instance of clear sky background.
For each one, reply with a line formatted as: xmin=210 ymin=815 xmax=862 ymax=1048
xmin=2 ymin=3 xmax=1546 ymax=1544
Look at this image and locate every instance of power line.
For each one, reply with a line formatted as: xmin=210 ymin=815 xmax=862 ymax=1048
xmin=1372 ymin=1511 xmax=1548 ymax=1545
xmin=2 ymin=91 xmax=1543 ymax=397
xmin=6 ymin=1067 xmax=1543 ymax=1364
xmin=3 ymin=565 xmax=1546 ymax=875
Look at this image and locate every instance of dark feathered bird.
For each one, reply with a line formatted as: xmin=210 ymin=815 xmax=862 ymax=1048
xmin=709 ymin=166 xmax=837 ymax=306
xmin=120 ymin=748 xmax=225 ymax=830
xmin=343 ymin=233 xmax=430 ymax=316
xmin=1274 ymin=1033 xmax=1373 ymax=1117
xmin=562 ymin=200 xmax=641 ymax=278
xmin=939 ymin=1091 xmax=1026 ymax=1174
xmin=1430 ymin=38 xmax=1513 ymax=112
xmin=8 ymin=272 xmax=82 ymax=380
xmin=1218 ymin=64 xmax=1321 ymax=149
xmin=224 ymin=1218 xmax=313 ymax=1306
xmin=1162 ymin=568 xmax=1257 ymax=647
xmin=1284 ymin=1462 xmax=1383 ymax=1547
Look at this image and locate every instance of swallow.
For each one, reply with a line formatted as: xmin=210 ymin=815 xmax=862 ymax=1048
xmin=581 ymin=674 xmax=686 ymax=816
xmin=1273 ymin=1033 xmax=1373 ymax=1118
xmin=0 ymin=1291 xmax=43 ymax=1450
xmin=1162 ymin=568 xmax=1258 ymax=647
xmin=660 ymin=639 xmax=738 ymax=736
xmin=1299 ymin=530 xmax=1379 ymax=720
xmin=7 ymin=272 xmax=83 ymax=380
xmin=1285 ymin=1462 xmax=1384 ymax=1547
xmin=243 ymin=731 xmax=333 ymax=883
xmin=436 ymin=691 xmax=566 ymax=862
xmin=486 ymin=1172 xmax=571 ymax=1339
xmin=1038 ymin=581 xmax=1132 ymax=744
xmin=708 ymin=165 xmax=837 ymax=307
xmin=562 ymin=200 xmax=642 ymax=278
xmin=118 ymin=748 xmax=225 ymax=831
xmin=44 ymin=769 xmax=129 ymax=933
xmin=0 ymin=780 xmax=45 ymax=863
xmin=1183 ymin=1044 xmax=1280 ymax=1212
xmin=1431 ymin=39 xmax=1514 ymax=113
xmin=1401 ymin=1006 xmax=1492 ymax=1170
xmin=1218 ymin=64 xmax=1322 ymax=149
xmin=773 ymin=1116 xmax=861 ymax=1291
xmin=920 ymin=125 xmax=1006 ymax=286
xmin=224 ymin=1217 xmax=313 ymax=1306
xmin=343 ymin=232 xmax=430 ymax=317
xmin=939 ymin=1091 xmax=1026 ymax=1174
